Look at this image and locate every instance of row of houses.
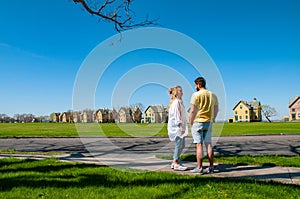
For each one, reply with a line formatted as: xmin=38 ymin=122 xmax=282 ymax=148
xmin=51 ymin=96 xmax=300 ymax=123
xmin=50 ymin=105 xmax=169 ymax=123
xmin=232 ymin=96 xmax=300 ymax=122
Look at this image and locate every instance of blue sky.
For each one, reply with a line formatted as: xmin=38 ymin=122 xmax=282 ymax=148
xmin=0 ymin=0 xmax=299 ymax=120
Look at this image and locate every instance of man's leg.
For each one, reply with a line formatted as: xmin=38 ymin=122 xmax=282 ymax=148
xmin=191 ymin=122 xmax=204 ymax=173
xmin=206 ymin=142 xmax=214 ymax=168
xmin=195 ymin=143 xmax=203 ymax=169
xmin=203 ymin=122 xmax=214 ymax=168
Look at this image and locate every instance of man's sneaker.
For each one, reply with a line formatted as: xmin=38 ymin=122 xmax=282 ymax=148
xmin=204 ymin=167 xmax=214 ymax=174
xmin=174 ymin=164 xmax=188 ymax=171
xmin=190 ymin=167 xmax=203 ymax=174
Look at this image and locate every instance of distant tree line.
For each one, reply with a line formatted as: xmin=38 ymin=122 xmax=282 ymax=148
xmin=0 ymin=113 xmax=50 ymax=123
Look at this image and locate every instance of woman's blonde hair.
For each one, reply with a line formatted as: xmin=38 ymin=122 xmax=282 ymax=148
xmin=168 ymin=86 xmax=182 ymax=107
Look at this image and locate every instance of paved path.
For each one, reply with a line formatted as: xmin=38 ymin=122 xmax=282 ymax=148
xmin=1 ymin=135 xmax=300 ymax=185
xmin=1 ymin=135 xmax=300 ymax=155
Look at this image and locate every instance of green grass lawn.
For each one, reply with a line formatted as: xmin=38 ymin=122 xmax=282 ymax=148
xmin=0 ymin=122 xmax=299 ymax=137
xmin=217 ymin=122 xmax=300 ymax=136
xmin=0 ymin=157 xmax=299 ymax=199
xmin=0 ymin=123 xmax=78 ymax=137
xmin=157 ymin=154 xmax=300 ymax=168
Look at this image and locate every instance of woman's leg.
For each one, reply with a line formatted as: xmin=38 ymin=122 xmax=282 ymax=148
xmin=179 ymin=137 xmax=185 ymax=157
xmin=173 ymin=136 xmax=183 ymax=163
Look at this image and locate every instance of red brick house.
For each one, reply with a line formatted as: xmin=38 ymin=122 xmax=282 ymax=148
xmin=289 ymin=96 xmax=300 ymax=121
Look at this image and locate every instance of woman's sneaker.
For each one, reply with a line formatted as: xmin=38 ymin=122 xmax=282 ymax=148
xmin=170 ymin=162 xmax=175 ymax=169
xmin=174 ymin=164 xmax=188 ymax=171
xmin=204 ymin=167 xmax=214 ymax=174
xmin=190 ymin=167 xmax=203 ymax=174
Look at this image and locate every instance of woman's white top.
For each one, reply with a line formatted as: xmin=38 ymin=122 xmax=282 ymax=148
xmin=167 ymin=98 xmax=188 ymax=141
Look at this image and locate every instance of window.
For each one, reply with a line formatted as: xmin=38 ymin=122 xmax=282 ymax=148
xmin=246 ymin=116 xmax=248 ymax=120
xmin=298 ymin=113 xmax=300 ymax=118
xmin=245 ymin=110 xmax=248 ymax=114
xmin=239 ymin=116 xmax=242 ymax=120
xmin=240 ymin=105 xmax=243 ymax=109
xmin=292 ymin=108 xmax=296 ymax=112
xmin=235 ymin=111 xmax=237 ymax=114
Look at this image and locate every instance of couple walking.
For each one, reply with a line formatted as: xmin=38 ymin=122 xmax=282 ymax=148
xmin=168 ymin=77 xmax=218 ymax=174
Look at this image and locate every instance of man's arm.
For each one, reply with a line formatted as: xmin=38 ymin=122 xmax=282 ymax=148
xmin=213 ymin=104 xmax=218 ymax=122
xmin=189 ymin=104 xmax=196 ymax=126
xmin=213 ymin=94 xmax=219 ymax=122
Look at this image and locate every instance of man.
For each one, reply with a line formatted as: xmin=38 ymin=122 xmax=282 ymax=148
xmin=189 ymin=77 xmax=218 ymax=174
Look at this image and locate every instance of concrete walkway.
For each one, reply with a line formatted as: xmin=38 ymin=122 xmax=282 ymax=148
xmin=0 ymin=135 xmax=300 ymax=186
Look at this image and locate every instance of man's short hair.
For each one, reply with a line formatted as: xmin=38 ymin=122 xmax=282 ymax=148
xmin=194 ymin=77 xmax=206 ymax=88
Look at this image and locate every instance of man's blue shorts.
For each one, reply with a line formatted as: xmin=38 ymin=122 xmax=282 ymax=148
xmin=191 ymin=122 xmax=212 ymax=144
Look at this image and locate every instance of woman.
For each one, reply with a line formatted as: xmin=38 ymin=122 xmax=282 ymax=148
xmin=168 ymin=86 xmax=188 ymax=171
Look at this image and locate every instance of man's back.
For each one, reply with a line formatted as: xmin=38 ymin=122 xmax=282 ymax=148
xmin=190 ymin=89 xmax=218 ymax=123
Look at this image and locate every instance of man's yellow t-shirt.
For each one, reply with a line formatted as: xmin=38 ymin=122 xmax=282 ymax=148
xmin=190 ymin=89 xmax=218 ymax=123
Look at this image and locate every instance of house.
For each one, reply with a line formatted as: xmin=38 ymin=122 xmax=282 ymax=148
xmin=81 ymin=109 xmax=95 ymax=123
xmin=110 ymin=109 xmax=118 ymax=123
xmin=72 ymin=111 xmax=80 ymax=123
xmin=282 ymin=116 xmax=290 ymax=122
xmin=95 ymin=109 xmax=117 ymax=123
xmin=60 ymin=112 xmax=72 ymax=123
xmin=132 ymin=106 xmax=142 ymax=123
xmin=233 ymin=98 xmax=262 ymax=122
xmin=95 ymin=109 xmax=109 ymax=123
xmin=118 ymin=107 xmax=133 ymax=123
xmin=50 ymin=113 xmax=60 ymax=123
xmin=289 ymin=96 xmax=300 ymax=121
xmin=144 ymin=105 xmax=168 ymax=123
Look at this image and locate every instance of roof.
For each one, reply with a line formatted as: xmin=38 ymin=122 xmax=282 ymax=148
xmin=119 ymin=107 xmax=132 ymax=114
xmin=247 ymin=101 xmax=261 ymax=109
xmin=145 ymin=106 xmax=156 ymax=113
xmin=233 ymin=101 xmax=249 ymax=110
xmin=289 ymin=96 xmax=300 ymax=108
xmin=96 ymin=108 xmax=111 ymax=114
xmin=156 ymin=105 xmax=166 ymax=113
xmin=144 ymin=105 xmax=167 ymax=113
xmin=233 ymin=100 xmax=261 ymax=110
xmin=132 ymin=107 xmax=142 ymax=113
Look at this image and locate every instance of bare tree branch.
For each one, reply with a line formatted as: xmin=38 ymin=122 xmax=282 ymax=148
xmin=73 ymin=0 xmax=158 ymax=32
xmin=261 ymin=105 xmax=277 ymax=122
